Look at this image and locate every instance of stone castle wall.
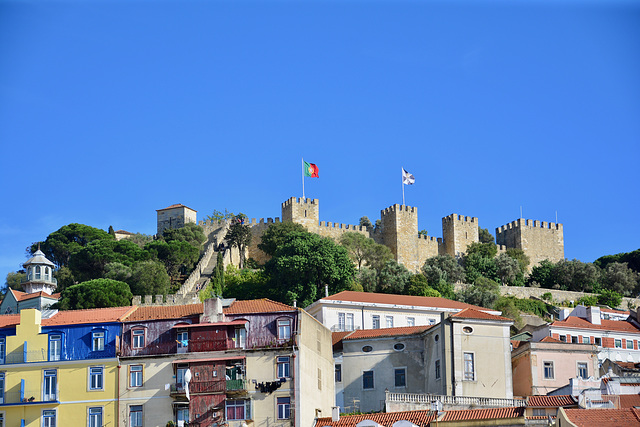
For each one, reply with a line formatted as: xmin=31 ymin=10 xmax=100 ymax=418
xmin=157 ymin=206 xmax=197 ymax=235
xmin=442 ymin=214 xmax=479 ymax=258
xmin=496 ymin=219 xmax=564 ymax=270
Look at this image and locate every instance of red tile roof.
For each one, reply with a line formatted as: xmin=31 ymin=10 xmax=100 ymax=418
xmin=315 ymin=410 xmax=436 ymax=426
xmin=440 ymin=406 xmax=524 ymax=421
xmin=511 ymin=340 xmax=522 ymax=349
xmin=540 ymin=336 xmax=563 ymax=343
xmin=550 ymin=316 xmax=640 ymax=334
xmin=321 ymin=291 xmax=492 ymax=311
xmin=450 ymin=307 xmax=510 ymax=322
xmin=601 ymin=394 xmax=640 ymax=408
xmin=18 ymin=291 xmax=60 ymax=302
xmin=114 ymin=230 xmax=133 ymax=235
xmin=612 ymin=361 xmax=640 ymax=370
xmin=601 ymin=308 xmax=630 ymax=315
xmin=332 ymin=331 xmax=354 ymax=346
xmin=123 ymin=304 xmax=203 ymax=322
xmin=0 ymin=314 xmax=21 ymax=328
xmin=341 ymin=325 xmax=432 ymax=341
xmin=223 ymin=299 xmax=295 ymax=314
xmin=156 ymin=204 xmax=196 ymax=211
xmin=43 ymin=306 xmax=136 ymax=326
xmin=563 ymin=408 xmax=640 ymax=426
xmin=527 ymin=395 xmax=577 ymax=407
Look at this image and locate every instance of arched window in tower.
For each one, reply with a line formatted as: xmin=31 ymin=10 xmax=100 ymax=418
xmin=45 ymin=267 xmax=50 ymax=280
xmin=35 ymin=266 xmax=41 ymax=280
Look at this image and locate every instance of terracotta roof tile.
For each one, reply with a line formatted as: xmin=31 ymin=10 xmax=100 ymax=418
xmin=612 ymin=361 xmax=640 ymax=370
xmin=527 ymin=395 xmax=577 ymax=407
xmin=450 ymin=307 xmax=511 ymax=322
xmin=114 ymin=230 xmax=133 ymax=235
xmin=0 ymin=314 xmax=21 ymax=328
xmin=43 ymin=306 xmax=136 ymax=326
xmin=332 ymin=331 xmax=354 ymax=346
xmin=440 ymin=406 xmax=525 ymax=421
xmin=551 ymin=316 xmax=640 ymax=334
xmin=511 ymin=340 xmax=522 ymax=349
xmin=156 ymin=204 xmax=196 ymax=211
xmin=540 ymin=336 xmax=564 ymax=343
xmin=342 ymin=325 xmax=432 ymax=340
xmin=315 ymin=410 xmax=436 ymax=426
xmin=223 ymin=299 xmax=295 ymax=314
xmin=601 ymin=308 xmax=630 ymax=315
xmin=601 ymin=394 xmax=640 ymax=408
xmin=17 ymin=291 xmax=60 ymax=302
xmin=321 ymin=291 xmax=493 ymax=311
xmin=123 ymin=304 xmax=203 ymax=322
xmin=563 ymin=408 xmax=640 ymax=426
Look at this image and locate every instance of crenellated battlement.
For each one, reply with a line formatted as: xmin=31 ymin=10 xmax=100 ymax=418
xmin=381 ymin=204 xmax=417 ymax=216
xmin=248 ymin=217 xmax=281 ymax=225
xmin=282 ymin=197 xmax=319 ymax=208
xmin=418 ymin=234 xmax=440 ymax=243
xmin=496 ymin=218 xmax=563 ymax=234
xmin=443 ymin=214 xmax=478 ymax=224
xmin=318 ymin=221 xmax=366 ymax=232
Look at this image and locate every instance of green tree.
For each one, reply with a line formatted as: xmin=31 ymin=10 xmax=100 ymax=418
xmin=108 ymin=225 xmax=116 ymax=237
xmin=478 ymin=228 xmax=495 ymax=244
xmin=555 ymin=259 xmax=600 ymax=292
xmin=104 ymin=262 xmax=133 ymax=283
xmin=463 ymin=252 xmax=498 ymax=283
xmin=206 ymin=209 xmax=234 ymax=222
xmin=406 ymin=274 xmax=441 ymax=297
xmin=595 ymin=249 xmax=640 ymax=274
xmin=357 ymin=267 xmax=378 ymax=293
xmin=601 ymin=262 xmax=639 ymax=296
xmin=31 ymin=223 xmax=113 ymax=267
xmin=458 ymin=277 xmax=501 ymax=309
xmin=69 ymin=239 xmax=150 ymax=283
xmin=257 ymin=221 xmax=307 ymax=256
xmin=466 ymin=241 xmax=498 ymax=259
xmin=340 ymin=232 xmax=373 ymax=270
xmin=222 ymin=266 xmax=270 ymax=301
xmin=224 ymin=214 xmax=252 ymax=269
xmin=145 ymin=240 xmax=199 ymax=281
xmin=422 ymin=254 xmax=465 ymax=286
xmin=377 ymin=260 xmax=412 ymax=294
xmin=128 ymin=233 xmax=154 ymax=249
xmin=54 ymin=266 xmax=76 ymax=293
xmin=365 ymin=243 xmax=394 ymax=272
xmin=129 ymin=260 xmax=171 ymax=296
xmin=418 ymin=230 xmax=428 ymax=237
xmin=162 ymin=223 xmax=206 ymax=247
xmin=598 ymin=289 xmax=622 ymax=308
xmin=4 ymin=271 xmax=26 ymax=294
xmin=506 ymin=248 xmax=530 ymax=273
xmin=527 ymin=260 xmax=557 ymax=289
xmin=264 ymin=230 xmax=355 ymax=307
xmin=57 ymin=279 xmax=133 ymax=310
xmin=359 ymin=216 xmax=373 ymax=229
xmin=496 ymin=253 xmax=520 ymax=286
xmin=495 ymin=297 xmax=522 ymax=329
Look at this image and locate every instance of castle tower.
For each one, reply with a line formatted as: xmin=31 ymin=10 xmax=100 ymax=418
xmin=156 ymin=204 xmax=197 ymax=235
xmin=22 ymin=249 xmax=57 ymax=295
xmin=380 ymin=204 xmax=420 ymax=271
xmin=495 ymin=219 xmax=564 ymax=269
xmin=281 ymin=197 xmax=319 ymax=232
xmin=441 ymin=214 xmax=479 ymax=258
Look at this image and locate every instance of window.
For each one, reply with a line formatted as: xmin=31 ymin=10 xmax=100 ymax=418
xmin=43 ymin=410 xmax=56 ymax=427
xmin=129 ymin=405 xmax=143 ymax=427
xmin=277 ymin=357 xmax=290 ymax=379
xmin=627 ymin=340 xmax=634 ymax=350
xmin=338 ymin=313 xmax=345 ymax=330
xmin=226 ymin=400 xmax=250 ymax=420
xmin=615 ymin=339 xmax=622 ymax=348
xmin=176 ymin=364 xmax=188 ymax=390
xmin=177 ymin=331 xmax=188 ymax=352
xmin=583 ymin=336 xmax=590 ymax=344
xmin=132 ymin=329 xmax=145 ymax=349
xmin=578 ymin=362 xmax=588 ymax=379
xmin=435 ymin=360 xmax=441 ymax=380
xmin=571 ymin=336 xmax=578 ymax=344
xmin=44 ymin=369 xmax=57 ymax=401
xmin=0 ymin=372 xmax=4 ymax=404
xmin=49 ymin=334 xmax=61 ymax=361
xmin=394 ymin=368 xmax=406 ymax=388
xmin=543 ymin=361 xmax=554 ymax=379
xmin=335 ymin=364 xmax=342 ymax=382
xmin=130 ymin=365 xmax=143 ymax=387
xmin=393 ymin=343 xmax=405 ymax=351
xmin=0 ymin=337 xmax=4 ymax=364
xmin=92 ymin=331 xmax=104 ymax=352
xmin=89 ymin=366 xmax=103 ymax=390
xmin=345 ymin=314 xmax=354 ymax=331
xmin=429 ymin=319 xmax=437 ymax=325
xmin=559 ymin=335 xmax=566 ymax=342
xmin=318 ymin=368 xmax=322 ymax=390
xmin=176 ymin=407 xmax=189 ymax=424
xmin=35 ymin=266 xmax=41 ymax=280
xmin=362 ymin=345 xmax=373 ymax=353
xmin=235 ymin=327 xmax=247 ymax=349
xmin=595 ymin=337 xmax=602 ymax=346
xmin=532 ymin=409 xmax=546 ymax=417
xmin=277 ymin=397 xmax=291 ymax=419
xmin=278 ymin=319 xmax=291 ymax=340
xmin=463 ymin=326 xmax=474 ymax=334
xmin=89 ymin=407 xmax=102 ymax=427
xmin=372 ymin=315 xmax=380 ymax=329
xmin=463 ymin=353 xmax=475 ymax=381
xmin=385 ymin=316 xmax=394 ymax=328
xmin=407 ymin=317 xmax=415 ymax=327
xmin=363 ymin=371 xmax=374 ymax=389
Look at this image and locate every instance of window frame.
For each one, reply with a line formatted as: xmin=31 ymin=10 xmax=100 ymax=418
xmin=435 ymin=360 xmax=441 ymax=380
xmin=595 ymin=337 xmax=602 ymax=346
xmin=88 ymin=366 xmax=104 ymax=391
xmin=627 ymin=340 xmax=634 ymax=350
xmin=92 ymin=331 xmax=105 ymax=352
xmin=88 ymin=406 xmax=103 ymax=427
xmin=345 ymin=313 xmax=354 ymax=331
xmin=43 ymin=369 xmax=57 ymax=402
xmin=463 ymin=352 xmax=475 ymax=381
xmin=129 ymin=405 xmax=143 ymax=427
xmin=615 ymin=339 xmax=622 ymax=348
xmin=42 ymin=409 xmax=56 ymax=427
xmin=277 ymin=356 xmax=290 ymax=379
xmin=335 ymin=364 xmax=342 ymax=383
xmin=543 ymin=361 xmax=555 ymax=380
xmin=394 ymin=367 xmax=407 ymax=388
xmin=372 ymin=315 xmax=380 ymax=329
xmin=385 ymin=316 xmax=394 ymax=328
xmin=129 ymin=365 xmax=143 ymax=388
xmin=407 ymin=317 xmax=415 ymax=327
xmin=577 ymin=362 xmax=588 ymax=379
xmin=48 ymin=334 xmax=62 ymax=362
xmin=277 ymin=319 xmax=291 ymax=341
xmin=277 ymin=396 xmax=291 ymax=419
xmin=338 ymin=313 xmax=345 ymax=330
xmin=0 ymin=337 xmax=5 ymax=364
xmin=583 ymin=336 xmax=590 ymax=344
xmin=226 ymin=399 xmax=251 ymax=421
xmin=362 ymin=370 xmax=374 ymax=390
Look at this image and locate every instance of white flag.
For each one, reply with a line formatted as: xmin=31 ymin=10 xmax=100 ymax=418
xmin=402 ymin=168 xmax=415 ymax=185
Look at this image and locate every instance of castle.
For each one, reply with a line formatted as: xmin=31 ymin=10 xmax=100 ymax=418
xmin=158 ymin=197 xmax=564 ymax=273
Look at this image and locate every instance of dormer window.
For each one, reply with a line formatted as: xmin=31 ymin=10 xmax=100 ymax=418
xmin=92 ymin=331 xmax=105 ymax=351
xmin=278 ymin=319 xmax=291 ymax=341
xmin=132 ymin=329 xmax=145 ymax=349
xmin=49 ymin=334 xmax=62 ymax=361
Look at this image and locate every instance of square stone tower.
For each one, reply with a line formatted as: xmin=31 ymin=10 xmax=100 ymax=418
xmin=495 ymin=219 xmax=564 ymax=269
xmin=442 ymin=214 xmax=479 ymax=258
xmin=156 ymin=204 xmax=197 ymax=235
xmin=281 ymin=197 xmax=320 ymax=232
xmin=380 ymin=204 xmax=420 ymax=271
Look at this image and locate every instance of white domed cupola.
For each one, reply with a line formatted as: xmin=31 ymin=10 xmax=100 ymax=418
xmin=23 ymin=249 xmax=57 ymax=294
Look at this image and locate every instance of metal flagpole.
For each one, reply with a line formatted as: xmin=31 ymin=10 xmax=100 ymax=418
xmin=402 ymin=167 xmax=405 ymax=206
xmin=302 ymin=158 xmax=305 ymax=200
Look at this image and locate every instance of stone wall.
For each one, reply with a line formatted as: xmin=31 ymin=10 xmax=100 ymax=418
xmin=156 ymin=205 xmax=197 ymax=235
xmin=132 ymin=293 xmax=200 ymax=306
xmin=496 ymin=219 xmax=564 ymax=270
xmin=442 ymin=214 xmax=479 ymax=258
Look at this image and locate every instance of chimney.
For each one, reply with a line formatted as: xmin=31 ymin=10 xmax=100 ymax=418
xmin=331 ymin=407 xmax=340 ymax=422
xmin=201 ymin=297 xmax=224 ymax=323
xmin=587 ymin=306 xmax=601 ymax=325
xmin=325 ymin=285 xmax=329 ymax=298
xmin=293 ymin=300 xmax=297 ymax=308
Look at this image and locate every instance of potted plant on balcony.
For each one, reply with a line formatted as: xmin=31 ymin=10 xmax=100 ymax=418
xmin=166 ymin=422 xmax=176 ymax=427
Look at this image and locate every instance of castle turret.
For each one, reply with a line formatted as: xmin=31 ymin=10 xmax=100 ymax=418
xmin=22 ymin=249 xmax=57 ymax=295
xmin=380 ymin=204 xmax=420 ymax=271
xmin=156 ymin=204 xmax=197 ymax=235
xmin=442 ymin=214 xmax=479 ymax=258
xmin=496 ymin=219 xmax=564 ymax=270
xmin=281 ymin=197 xmax=319 ymax=232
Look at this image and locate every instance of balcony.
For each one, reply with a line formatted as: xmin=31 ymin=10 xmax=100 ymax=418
xmin=226 ymin=379 xmax=248 ymax=392
xmin=170 ymin=379 xmax=248 ymax=396
xmin=385 ymin=392 xmax=526 ymax=412
xmin=0 ymin=389 xmax=59 ymax=406
xmin=21 ymin=275 xmax=57 ymax=285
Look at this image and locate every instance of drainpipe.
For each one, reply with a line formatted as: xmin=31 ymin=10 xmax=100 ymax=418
xmin=116 ymin=362 xmax=121 ymax=427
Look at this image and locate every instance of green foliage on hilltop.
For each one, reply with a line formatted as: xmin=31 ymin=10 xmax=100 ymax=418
xmin=57 ymin=279 xmax=133 ymax=310
xmin=31 ymin=223 xmax=113 ymax=268
xmin=224 ymin=214 xmax=252 ymax=269
xmin=595 ymin=249 xmax=640 ymax=273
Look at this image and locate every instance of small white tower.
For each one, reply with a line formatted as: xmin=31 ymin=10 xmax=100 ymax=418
xmin=22 ymin=249 xmax=57 ymax=295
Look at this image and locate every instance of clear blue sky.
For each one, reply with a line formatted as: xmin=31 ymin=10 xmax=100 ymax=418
xmin=1 ymin=0 xmax=639 ymax=283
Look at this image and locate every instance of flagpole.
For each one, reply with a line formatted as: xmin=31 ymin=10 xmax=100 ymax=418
xmin=302 ymin=157 xmax=305 ymax=200
xmin=402 ymin=167 xmax=405 ymax=206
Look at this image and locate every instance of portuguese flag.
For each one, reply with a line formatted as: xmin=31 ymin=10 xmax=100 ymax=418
xmin=304 ymin=161 xmax=319 ymax=178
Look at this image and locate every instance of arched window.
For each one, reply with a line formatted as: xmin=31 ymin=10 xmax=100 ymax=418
xmin=35 ymin=266 xmax=41 ymax=280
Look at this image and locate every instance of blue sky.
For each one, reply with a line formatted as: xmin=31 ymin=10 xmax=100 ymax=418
xmin=1 ymin=0 xmax=639 ymax=283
